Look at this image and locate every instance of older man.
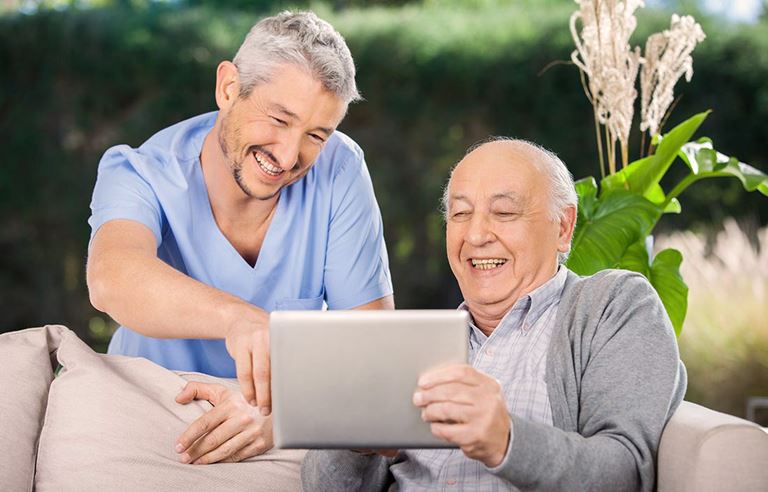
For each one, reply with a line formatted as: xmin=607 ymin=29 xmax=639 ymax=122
xmin=302 ymin=138 xmax=686 ymax=491
xmin=86 ymin=11 xmax=393 ymax=464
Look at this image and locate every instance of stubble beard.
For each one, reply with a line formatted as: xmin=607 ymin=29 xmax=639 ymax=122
xmin=218 ymin=117 xmax=282 ymax=201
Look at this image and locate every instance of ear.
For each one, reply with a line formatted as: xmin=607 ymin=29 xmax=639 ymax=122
xmin=557 ymin=204 xmax=577 ymax=254
xmin=214 ymin=61 xmax=240 ymax=111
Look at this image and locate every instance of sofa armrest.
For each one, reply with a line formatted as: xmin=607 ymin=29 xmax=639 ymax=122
xmin=658 ymin=400 xmax=768 ymax=491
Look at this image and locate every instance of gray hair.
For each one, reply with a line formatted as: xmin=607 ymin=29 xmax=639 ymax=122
xmin=233 ymin=11 xmax=361 ymax=104
xmin=441 ymin=137 xmax=578 ymax=264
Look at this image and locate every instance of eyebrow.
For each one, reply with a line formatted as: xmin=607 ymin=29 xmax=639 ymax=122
xmin=449 ymin=192 xmax=523 ymax=205
xmin=489 ymin=192 xmax=523 ymax=204
xmin=269 ymin=103 xmax=334 ymax=137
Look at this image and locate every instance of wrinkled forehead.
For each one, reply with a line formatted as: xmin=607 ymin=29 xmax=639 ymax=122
xmin=447 ymin=142 xmax=548 ymax=204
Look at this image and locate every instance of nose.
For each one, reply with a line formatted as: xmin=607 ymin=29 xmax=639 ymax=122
xmin=466 ymin=212 xmax=495 ymax=247
xmin=273 ymin=132 xmax=302 ymax=171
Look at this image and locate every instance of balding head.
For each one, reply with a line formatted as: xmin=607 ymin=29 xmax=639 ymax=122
xmin=443 ymin=138 xmax=578 ymax=334
xmin=443 ymin=138 xmax=577 ymax=225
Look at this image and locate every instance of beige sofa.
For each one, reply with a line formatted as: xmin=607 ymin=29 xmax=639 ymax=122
xmin=1 ymin=325 xmax=767 ymax=491
xmin=658 ymin=400 xmax=768 ymax=491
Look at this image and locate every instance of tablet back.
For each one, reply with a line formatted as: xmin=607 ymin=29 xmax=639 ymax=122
xmin=270 ymin=310 xmax=469 ymax=448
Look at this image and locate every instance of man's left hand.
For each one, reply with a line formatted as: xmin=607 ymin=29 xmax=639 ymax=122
xmin=413 ymin=364 xmax=511 ymax=467
xmin=175 ymin=381 xmax=273 ymax=464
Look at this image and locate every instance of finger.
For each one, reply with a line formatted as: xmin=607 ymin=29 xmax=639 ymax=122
xmin=176 ymin=406 xmax=228 ymax=454
xmin=189 ymin=423 xmax=255 ymax=465
xmin=420 ymin=401 xmax=469 ymax=424
xmin=417 ymin=364 xmax=482 ymax=389
xmin=429 ymin=422 xmax=470 ymax=446
xmin=223 ymin=436 xmax=273 ymax=463
xmin=235 ymin=344 xmax=256 ymax=406
xmin=413 ymin=382 xmax=477 ymax=407
xmin=175 ymin=381 xmax=226 ymax=405
xmin=252 ymin=328 xmax=271 ymax=415
xmin=175 ymin=382 xmax=197 ymax=404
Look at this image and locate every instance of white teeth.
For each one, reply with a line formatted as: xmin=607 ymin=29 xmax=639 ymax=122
xmin=254 ymin=152 xmax=283 ymax=176
xmin=471 ymin=258 xmax=507 ymax=270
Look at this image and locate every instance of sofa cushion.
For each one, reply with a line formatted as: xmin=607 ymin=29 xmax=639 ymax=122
xmin=34 ymin=328 xmax=304 ymax=491
xmin=0 ymin=325 xmax=67 ymax=492
xmin=658 ymin=400 xmax=768 ymax=491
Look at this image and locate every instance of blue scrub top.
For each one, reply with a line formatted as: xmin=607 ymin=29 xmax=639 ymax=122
xmin=88 ymin=112 xmax=393 ymax=377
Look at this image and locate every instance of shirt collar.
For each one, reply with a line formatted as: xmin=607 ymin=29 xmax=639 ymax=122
xmin=458 ymin=265 xmax=568 ymax=339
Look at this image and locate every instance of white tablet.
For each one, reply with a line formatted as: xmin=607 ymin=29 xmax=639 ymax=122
xmin=270 ymin=310 xmax=469 ymax=449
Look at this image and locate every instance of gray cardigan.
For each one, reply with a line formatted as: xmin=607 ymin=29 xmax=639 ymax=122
xmin=301 ymin=269 xmax=687 ymax=491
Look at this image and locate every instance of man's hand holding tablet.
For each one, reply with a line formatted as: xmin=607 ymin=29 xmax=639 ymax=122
xmin=355 ymin=363 xmax=511 ymax=467
xmin=414 ymin=364 xmax=512 ymax=467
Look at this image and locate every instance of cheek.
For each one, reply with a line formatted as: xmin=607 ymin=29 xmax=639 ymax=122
xmin=445 ymin=225 xmax=463 ymax=257
xmin=299 ymin=145 xmax=322 ymax=169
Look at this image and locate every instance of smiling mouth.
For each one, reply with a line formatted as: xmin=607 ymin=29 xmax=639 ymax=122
xmin=470 ymin=258 xmax=508 ymax=270
xmin=253 ymin=151 xmax=284 ymax=177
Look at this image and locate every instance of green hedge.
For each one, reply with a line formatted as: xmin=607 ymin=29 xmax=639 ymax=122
xmin=1 ymin=2 xmax=766 ymax=347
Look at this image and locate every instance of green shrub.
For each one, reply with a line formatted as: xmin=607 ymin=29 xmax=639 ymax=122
xmin=1 ymin=2 xmax=766 ymax=348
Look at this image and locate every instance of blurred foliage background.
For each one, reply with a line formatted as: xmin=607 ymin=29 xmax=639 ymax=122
xmin=1 ymin=0 xmax=766 ymax=422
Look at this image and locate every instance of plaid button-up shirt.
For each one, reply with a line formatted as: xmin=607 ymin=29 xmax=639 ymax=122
xmin=390 ymin=267 xmax=567 ymax=491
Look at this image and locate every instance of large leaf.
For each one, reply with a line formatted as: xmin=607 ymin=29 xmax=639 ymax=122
xmin=645 ymin=183 xmax=681 ymax=214
xmin=679 ymin=139 xmax=768 ymax=196
xmin=602 ymin=111 xmax=711 ymax=196
xmin=567 ymin=190 xmax=662 ymax=276
xmin=650 ymin=249 xmax=688 ymax=336
xmin=618 ymin=241 xmax=688 ymax=335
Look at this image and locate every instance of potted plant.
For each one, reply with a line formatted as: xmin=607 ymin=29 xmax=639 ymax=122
xmin=565 ymin=0 xmax=768 ymax=334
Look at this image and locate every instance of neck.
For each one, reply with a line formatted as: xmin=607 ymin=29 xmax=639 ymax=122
xmin=466 ymin=263 xmax=559 ymax=337
xmin=200 ymin=123 xmax=278 ymax=226
xmin=469 ymin=309 xmax=507 ymax=338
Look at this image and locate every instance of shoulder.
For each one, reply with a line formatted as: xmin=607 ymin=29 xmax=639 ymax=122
xmin=561 ymin=268 xmax=654 ymax=308
xmin=97 ymin=112 xmax=214 ymax=182
xmin=313 ymin=131 xmax=367 ymax=182
xmin=558 ymin=267 xmax=672 ymax=347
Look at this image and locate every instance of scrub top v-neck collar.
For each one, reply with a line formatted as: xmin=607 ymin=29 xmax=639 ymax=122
xmin=190 ymin=130 xmax=288 ymax=277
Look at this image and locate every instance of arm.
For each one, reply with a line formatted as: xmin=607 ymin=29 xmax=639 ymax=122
xmin=87 ymin=147 xmax=272 ymax=410
xmin=489 ymin=274 xmax=684 ymax=491
xmin=87 ymin=219 xmax=270 ymax=411
xmin=87 ymin=219 xmax=264 ymax=342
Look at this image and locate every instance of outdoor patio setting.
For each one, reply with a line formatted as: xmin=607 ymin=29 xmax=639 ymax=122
xmin=1 ymin=0 xmax=767 ymax=490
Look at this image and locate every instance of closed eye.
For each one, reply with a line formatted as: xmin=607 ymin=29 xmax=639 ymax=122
xmin=270 ymin=116 xmax=288 ymax=126
xmin=308 ymin=133 xmax=326 ymax=144
xmin=495 ymin=211 xmax=519 ymax=219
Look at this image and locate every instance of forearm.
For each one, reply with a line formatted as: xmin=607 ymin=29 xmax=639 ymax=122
xmin=87 ymin=247 xmax=261 ymax=339
xmin=492 ymin=417 xmax=639 ymax=491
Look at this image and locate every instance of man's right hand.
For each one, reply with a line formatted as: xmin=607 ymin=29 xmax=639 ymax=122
xmin=224 ymin=306 xmax=272 ymax=415
xmin=175 ymin=381 xmax=273 ymax=463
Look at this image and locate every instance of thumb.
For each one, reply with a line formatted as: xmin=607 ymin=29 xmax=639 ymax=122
xmin=175 ymin=381 xmax=223 ymax=405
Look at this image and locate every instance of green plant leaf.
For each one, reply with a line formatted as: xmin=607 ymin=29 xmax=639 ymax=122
xmin=679 ymin=140 xmax=768 ymax=196
xmin=601 ymin=111 xmax=711 ymax=195
xmin=616 ymin=239 xmax=650 ymax=276
xmin=567 ymin=190 xmax=662 ymax=276
xmin=644 ymin=183 xmax=681 ymax=214
xmin=649 ymin=248 xmax=688 ymax=336
xmin=616 ymin=241 xmax=688 ymax=336
xmin=574 ymin=176 xmax=598 ymax=215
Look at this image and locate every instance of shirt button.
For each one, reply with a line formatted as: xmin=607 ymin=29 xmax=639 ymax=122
xmin=446 ymin=479 xmax=457 ymax=486
xmin=485 ymin=348 xmax=495 ymax=357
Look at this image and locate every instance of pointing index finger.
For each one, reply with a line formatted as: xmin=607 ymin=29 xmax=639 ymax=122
xmin=252 ymin=327 xmax=271 ymax=415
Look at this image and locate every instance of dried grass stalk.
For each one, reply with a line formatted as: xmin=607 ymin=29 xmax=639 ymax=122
xmin=570 ymin=1 xmax=705 ymax=171
xmin=640 ymin=14 xmax=706 ymax=137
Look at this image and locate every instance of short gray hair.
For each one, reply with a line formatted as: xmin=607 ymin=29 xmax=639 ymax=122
xmin=233 ymin=11 xmax=361 ymax=104
xmin=441 ymin=137 xmax=578 ymax=263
